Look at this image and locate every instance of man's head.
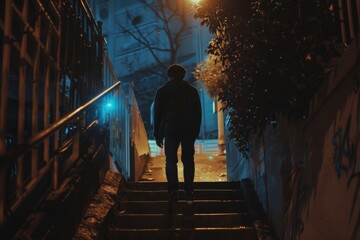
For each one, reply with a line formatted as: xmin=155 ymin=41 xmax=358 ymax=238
xmin=167 ymin=64 xmax=186 ymax=81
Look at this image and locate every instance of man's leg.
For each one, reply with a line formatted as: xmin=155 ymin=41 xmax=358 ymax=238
xmin=164 ymin=136 xmax=181 ymax=196
xmin=181 ymin=137 xmax=195 ymax=197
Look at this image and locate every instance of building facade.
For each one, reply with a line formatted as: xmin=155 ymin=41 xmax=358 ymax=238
xmin=90 ymin=0 xmax=219 ymax=141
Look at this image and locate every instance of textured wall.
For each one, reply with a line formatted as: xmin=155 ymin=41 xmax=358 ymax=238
xmin=227 ymin=39 xmax=360 ymax=240
xmin=298 ymin=49 xmax=360 ymax=240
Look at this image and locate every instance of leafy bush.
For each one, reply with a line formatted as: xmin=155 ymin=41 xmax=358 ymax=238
xmin=194 ymin=55 xmax=227 ymax=98
xmin=195 ymin=0 xmax=341 ymax=152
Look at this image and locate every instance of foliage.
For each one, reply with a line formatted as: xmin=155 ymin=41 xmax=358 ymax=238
xmin=194 ymin=55 xmax=227 ymax=98
xmin=195 ymin=0 xmax=341 ymax=152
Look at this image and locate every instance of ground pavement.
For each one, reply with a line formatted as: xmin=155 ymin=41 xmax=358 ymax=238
xmin=140 ymin=153 xmax=227 ymax=182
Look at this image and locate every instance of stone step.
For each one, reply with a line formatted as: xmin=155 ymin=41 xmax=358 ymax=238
xmin=122 ymin=189 xmax=244 ymax=201
xmin=125 ymin=181 xmax=241 ymax=191
xmin=119 ymin=200 xmax=247 ymax=214
xmin=114 ymin=213 xmax=252 ymax=229
xmin=108 ymin=227 xmax=258 ymax=240
xmin=110 ymin=181 xmax=259 ymax=240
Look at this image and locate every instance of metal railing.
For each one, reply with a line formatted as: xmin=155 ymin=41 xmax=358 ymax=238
xmin=128 ymin=83 xmax=151 ymax=180
xmin=0 ymin=0 xmax=63 ymax=225
xmin=0 ymin=0 xmax=150 ymax=229
xmin=129 ymin=83 xmax=151 ymax=159
xmin=332 ymin=0 xmax=360 ymax=45
xmin=103 ymin=52 xmax=150 ymax=180
xmin=103 ymin=52 xmax=132 ymax=178
xmin=0 ymin=81 xmax=120 ymax=225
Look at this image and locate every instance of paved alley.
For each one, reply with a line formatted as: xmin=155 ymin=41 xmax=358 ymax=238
xmin=140 ymin=153 xmax=227 ymax=182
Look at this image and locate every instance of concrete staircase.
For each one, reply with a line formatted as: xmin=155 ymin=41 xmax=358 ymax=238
xmin=108 ymin=182 xmax=258 ymax=240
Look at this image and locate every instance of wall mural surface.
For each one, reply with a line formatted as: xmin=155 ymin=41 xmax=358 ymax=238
xmin=288 ymin=65 xmax=360 ymax=240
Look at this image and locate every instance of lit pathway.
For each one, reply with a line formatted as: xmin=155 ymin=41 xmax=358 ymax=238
xmin=140 ymin=153 xmax=227 ymax=182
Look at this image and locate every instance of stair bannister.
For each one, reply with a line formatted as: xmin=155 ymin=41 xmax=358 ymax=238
xmin=333 ymin=0 xmax=360 ymax=45
xmin=0 ymin=81 xmax=120 ymax=226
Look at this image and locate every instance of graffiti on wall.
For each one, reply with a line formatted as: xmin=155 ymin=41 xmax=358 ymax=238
xmin=283 ymin=164 xmax=309 ymax=240
xmin=332 ymin=114 xmax=360 ymax=240
xmin=332 ymin=117 xmax=357 ymax=179
xmin=284 ymin=81 xmax=360 ymax=239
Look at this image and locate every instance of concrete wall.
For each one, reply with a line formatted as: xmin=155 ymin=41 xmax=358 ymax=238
xmin=297 ymin=41 xmax=360 ymax=240
xmin=227 ymin=40 xmax=360 ymax=239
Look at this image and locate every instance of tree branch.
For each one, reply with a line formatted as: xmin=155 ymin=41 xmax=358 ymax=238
xmin=117 ymin=0 xmax=188 ymax=70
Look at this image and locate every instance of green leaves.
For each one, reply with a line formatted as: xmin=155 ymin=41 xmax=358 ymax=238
xmin=195 ymin=0 xmax=340 ymax=153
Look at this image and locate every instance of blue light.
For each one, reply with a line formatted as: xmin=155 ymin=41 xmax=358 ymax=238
xmin=105 ymin=99 xmax=114 ymax=109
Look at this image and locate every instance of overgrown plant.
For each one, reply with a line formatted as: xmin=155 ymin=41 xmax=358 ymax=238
xmin=194 ymin=55 xmax=227 ymax=98
xmin=195 ymin=0 xmax=341 ymax=152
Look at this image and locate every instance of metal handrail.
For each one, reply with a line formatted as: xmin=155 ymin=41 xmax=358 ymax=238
xmin=80 ymin=0 xmax=99 ymax=30
xmin=56 ymin=119 xmax=99 ymax=154
xmin=336 ymin=0 xmax=360 ymax=45
xmin=0 ymin=81 xmax=121 ymax=166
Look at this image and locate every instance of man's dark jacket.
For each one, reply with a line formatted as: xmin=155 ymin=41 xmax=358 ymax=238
xmin=153 ymin=79 xmax=201 ymax=139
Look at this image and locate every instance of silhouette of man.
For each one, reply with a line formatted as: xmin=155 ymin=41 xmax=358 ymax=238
xmin=153 ymin=64 xmax=201 ymax=201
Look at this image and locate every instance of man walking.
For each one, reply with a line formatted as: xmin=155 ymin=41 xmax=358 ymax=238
xmin=153 ymin=64 xmax=201 ymax=201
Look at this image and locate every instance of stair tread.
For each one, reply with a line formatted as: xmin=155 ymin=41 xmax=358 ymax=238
xmin=114 ymin=212 xmax=253 ymax=228
xmin=125 ymin=181 xmax=241 ymax=190
xmin=124 ymin=188 xmax=240 ymax=193
xmin=108 ymin=226 xmax=258 ymax=240
xmin=121 ymin=199 xmax=245 ymax=203
xmin=124 ymin=189 xmax=243 ymax=198
xmin=116 ymin=213 xmax=248 ymax=216
xmin=110 ymin=226 xmax=255 ymax=231
xmin=125 ymin=189 xmax=241 ymax=192
xmin=119 ymin=201 xmax=247 ymax=214
xmin=110 ymin=182 xmax=259 ymax=240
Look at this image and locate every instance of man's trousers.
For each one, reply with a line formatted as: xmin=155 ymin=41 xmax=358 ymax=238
xmin=164 ymin=135 xmax=195 ymax=194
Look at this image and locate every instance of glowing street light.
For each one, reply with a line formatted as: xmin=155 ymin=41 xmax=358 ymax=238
xmin=192 ymin=0 xmax=200 ymax=5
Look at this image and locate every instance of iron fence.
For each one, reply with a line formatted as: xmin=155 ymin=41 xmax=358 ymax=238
xmin=103 ymin=51 xmax=150 ymax=181
xmin=0 ymin=0 xmax=149 ymax=229
xmin=332 ymin=0 xmax=360 ymax=45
